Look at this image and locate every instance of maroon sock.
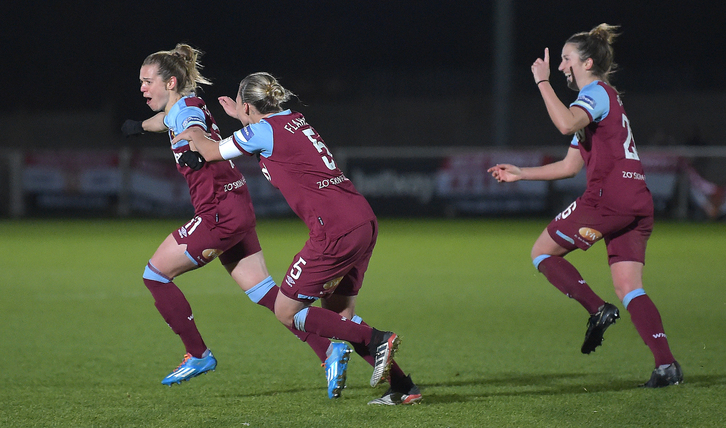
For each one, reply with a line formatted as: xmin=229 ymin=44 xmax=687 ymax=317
xmin=256 ymin=289 xmax=277 ymax=311
xmin=289 ymin=327 xmax=331 ymax=363
xmin=299 ymin=306 xmax=372 ymax=345
xmin=250 ymin=282 xmax=332 ymax=362
xmin=537 ymin=255 xmax=605 ymax=314
xmin=143 ymin=278 xmax=207 ymax=358
xmin=626 ymin=294 xmax=675 ymax=367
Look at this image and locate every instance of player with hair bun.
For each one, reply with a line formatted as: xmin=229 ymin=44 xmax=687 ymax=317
xmin=174 ymin=72 xmax=422 ymax=405
xmin=488 ymin=24 xmax=682 ymax=388
xmin=123 ymin=45 xmax=335 ymax=389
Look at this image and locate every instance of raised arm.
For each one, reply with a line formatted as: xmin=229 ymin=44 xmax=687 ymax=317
xmin=532 ymin=48 xmax=591 ymax=135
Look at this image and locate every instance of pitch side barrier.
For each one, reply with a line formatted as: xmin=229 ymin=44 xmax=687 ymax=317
xmin=4 ymin=146 xmax=726 ymax=220
xmin=334 ymin=146 xmax=726 ymax=220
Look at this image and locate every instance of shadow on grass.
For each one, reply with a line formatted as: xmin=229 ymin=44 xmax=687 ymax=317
xmin=415 ymin=372 xmax=726 ymax=404
xmin=212 ymin=372 xmax=726 ymax=402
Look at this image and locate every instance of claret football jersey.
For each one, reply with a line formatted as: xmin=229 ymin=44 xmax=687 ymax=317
xmin=165 ymin=95 xmax=249 ymax=216
xmin=570 ymin=81 xmax=653 ymax=216
xmin=225 ymin=110 xmax=375 ymax=239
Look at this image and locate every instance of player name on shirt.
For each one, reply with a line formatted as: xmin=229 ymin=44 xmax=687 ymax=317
xmin=283 ymin=116 xmax=307 ymax=134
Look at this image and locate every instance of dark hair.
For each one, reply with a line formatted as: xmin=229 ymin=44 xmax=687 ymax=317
xmin=142 ymin=43 xmax=211 ymax=95
xmin=566 ymin=23 xmax=620 ymax=86
xmin=237 ymin=72 xmax=295 ymax=114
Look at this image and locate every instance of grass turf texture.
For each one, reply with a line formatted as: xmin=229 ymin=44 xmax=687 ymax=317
xmin=0 ymin=218 xmax=724 ymax=427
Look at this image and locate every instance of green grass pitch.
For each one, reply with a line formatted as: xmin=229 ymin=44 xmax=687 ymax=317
xmin=1 ymin=218 xmax=724 ymax=427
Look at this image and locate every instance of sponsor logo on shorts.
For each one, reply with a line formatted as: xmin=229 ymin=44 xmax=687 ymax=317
xmin=285 ymin=275 xmax=295 ymax=286
xmin=578 ymin=227 xmax=603 ymax=243
xmin=202 ymin=248 xmax=223 ymax=260
xmin=324 ymin=277 xmax=343 ymax=290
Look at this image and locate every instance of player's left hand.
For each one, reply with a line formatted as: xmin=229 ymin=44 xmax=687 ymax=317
xmin=178 ymin=150 xmax=206 ymax=170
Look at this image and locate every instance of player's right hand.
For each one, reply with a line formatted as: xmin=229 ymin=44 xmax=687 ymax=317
xmin=218 ymin=96 xmax=238 ymax=119
xmin=487 ymin=164 xmax=522 ymax=183
xmin=121 ymin=120 xmax=144 ymax=137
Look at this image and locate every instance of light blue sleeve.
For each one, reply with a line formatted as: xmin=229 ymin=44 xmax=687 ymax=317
xmin=172 ymin=107 xmax=206 ymax=132
xmin=165 ymin=103 xmax=207 ymax=149
xmin=570 ymin=82 xmax=610 ymax=123
xmin=232 ymin=120 xmax=275 ymax=157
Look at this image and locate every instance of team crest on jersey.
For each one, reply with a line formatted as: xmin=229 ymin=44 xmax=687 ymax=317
xmin=323 ymin=277 xmax=343 ymax=290
xmin=577 ymin=95 xmax=596 ymax=110
xmin=202 ymin=248 xmax=224 ymax=260
xmin=578 ymin=227 xmax=603 ymax=243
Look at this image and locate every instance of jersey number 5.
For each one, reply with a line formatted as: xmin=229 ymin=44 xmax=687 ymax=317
xmin=621 ymin=114 xmax=640 ymax=161
xmin=303 ymin=128 xmax=336 ymax=170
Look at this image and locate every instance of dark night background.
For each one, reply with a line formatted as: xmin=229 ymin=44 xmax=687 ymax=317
xmin=3 ymin=0 xmax=725 ymax=147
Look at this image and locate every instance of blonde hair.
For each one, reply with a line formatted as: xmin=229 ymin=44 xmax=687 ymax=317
xmin=142 ymin=43 xmax=212 ymax=95
xmin=237 ymin=72 xmax=295 ymax=114
xmin=566 ymin=23 xmax=620 ymax=86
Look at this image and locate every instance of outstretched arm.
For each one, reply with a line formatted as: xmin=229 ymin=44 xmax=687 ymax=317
xmin=172 ymin=127 xmax=224 ymax=162
xmin=121 ymin=112 xmax=168 ymax=137
xmin=142 ymin=112 xmax=168 ymax=132
xmin=488 ymin=147 xmax=584 ymax=182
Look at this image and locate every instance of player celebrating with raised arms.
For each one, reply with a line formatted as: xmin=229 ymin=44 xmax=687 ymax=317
xmin=488 ymin=24 xmax=682 ymax=387
xmin=124 ymin=44 xmax=335 ymax=389
xmin=173 ymin=72 xmax=422 ymax=405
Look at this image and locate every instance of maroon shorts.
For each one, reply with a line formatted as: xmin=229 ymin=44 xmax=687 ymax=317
xmin=280 ymin=220 xmax=378 ymax=302
xmin=546 ymin=198 xmax=653 ymax=265
xmin=173 ymin=193 xmax=260 ymax=267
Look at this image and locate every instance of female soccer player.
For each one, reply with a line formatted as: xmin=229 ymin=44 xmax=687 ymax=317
xmin=488 ymin=24 xmax=682 ymax=388
xmin=173 ymin=72 xmax=422 ymax=405
xmin=126 ymin=44 xmax=334 ymax=389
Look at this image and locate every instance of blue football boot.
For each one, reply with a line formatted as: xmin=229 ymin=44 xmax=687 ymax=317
xmin=161 ymin=350 xmax=217 ymax=386
xmin=325 ymin=342 xmax=352 ymax=398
